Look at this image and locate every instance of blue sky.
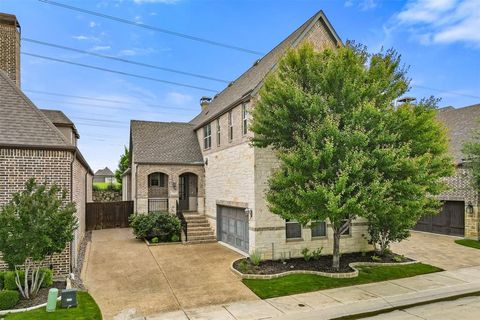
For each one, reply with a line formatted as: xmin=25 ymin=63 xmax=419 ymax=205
xmin=1 ymin=0 xmax=479 ymax=172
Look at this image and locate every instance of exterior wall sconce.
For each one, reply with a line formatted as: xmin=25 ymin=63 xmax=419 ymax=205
xmin=245 ymin=208 xmax=253 ymax=218
xmin=205 ymin=157 xmax=208 ymax=166
xmin=171 ymin=181 xmax=177 ymax=190
xmin=466 ymin=202 xmax=474 ymax=215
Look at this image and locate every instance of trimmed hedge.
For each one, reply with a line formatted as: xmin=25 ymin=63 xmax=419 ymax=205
xmin=130 ymin=211 xmax=181 ymax=241
xmin=0 ymin=290 xmax=20 ymax=310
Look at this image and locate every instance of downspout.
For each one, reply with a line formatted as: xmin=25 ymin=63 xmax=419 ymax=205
xmin=135 ymin=163 xmax=138 ymax=213
xmin=69 ymin=150 xmax=76 ymax=274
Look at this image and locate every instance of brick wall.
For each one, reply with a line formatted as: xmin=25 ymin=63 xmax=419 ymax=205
xmin=0 ymin=148 xmax=73 ymax=276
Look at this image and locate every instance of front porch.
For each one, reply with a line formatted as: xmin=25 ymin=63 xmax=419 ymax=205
xmin=134 ymin=164 xmax=205 ymax=215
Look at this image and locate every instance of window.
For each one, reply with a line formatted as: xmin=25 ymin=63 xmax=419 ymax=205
xmin=311 ymin=221 xmax=327 ymax=237
xmin=148 ymin=173 xmax=165 ymax=187
xmin=228 ymin=111 xmax=233 ymax=141
xmin=341 ymin=219 xmax=351 ymax=236
xmin=286 ymin=220 xmax=302 ymax=239
xmin=216 ymin=118 xmax=221 ymax=146
xmin=203 ymin=123 xmax=211 ymax=149
xmin=242 ymin=103 xmax=248 ymax=135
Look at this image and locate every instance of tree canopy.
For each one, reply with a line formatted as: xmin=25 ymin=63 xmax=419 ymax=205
xmin=250 ymin=43 xmax=453 ymax=268
xmin=115 ymin=146 xmax=130 ymax=184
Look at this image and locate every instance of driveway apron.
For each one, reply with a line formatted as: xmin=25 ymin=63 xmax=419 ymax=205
xmin=82 ymin=228 xmax=257 ymax=319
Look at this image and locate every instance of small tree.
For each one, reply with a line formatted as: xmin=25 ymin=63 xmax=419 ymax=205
xmin=0 ymin=179 xmax=77 ymax=299
xmin=462 ymin=118 xmax=480 ymax=190
xmin=115 ymin=146 xmax=130 ymax=184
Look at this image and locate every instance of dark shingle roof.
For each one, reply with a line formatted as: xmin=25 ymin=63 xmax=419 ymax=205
xmin=189 ymin=10 xmax=341 ymax=128
xmin=0 ymin=70 xmax=72 ymax=149
xmin=40 ymin=109 xmax=79 ymax=138
xmin=437 ymin=104 xmax=480 ymax=164
xmin=131 ymin=120 xmax=203 ymax=164
xmin=95 ymin=167 xmax=114 ymax=176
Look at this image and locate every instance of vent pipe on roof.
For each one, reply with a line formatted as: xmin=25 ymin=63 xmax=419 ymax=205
xmin=200 ymin=96 xmax=212 ymax=110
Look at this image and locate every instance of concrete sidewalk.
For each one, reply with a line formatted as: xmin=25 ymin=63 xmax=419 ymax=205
xmin=136 ymin=265 xmax=480 ymax=320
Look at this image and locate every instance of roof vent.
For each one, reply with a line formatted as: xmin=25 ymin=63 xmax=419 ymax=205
xmin=228 ymin=81 xmax=234 ymax=87
xmin=253 ymin=59 xmax=260 ymax=67
xmin=200 ymin=96 xmax=212 ymax=110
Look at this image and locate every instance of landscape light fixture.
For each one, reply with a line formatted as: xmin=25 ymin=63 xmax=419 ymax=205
xmin=467 ymin=202 xmax=474 ymax=215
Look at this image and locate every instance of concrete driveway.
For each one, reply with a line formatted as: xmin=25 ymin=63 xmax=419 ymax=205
xmin=82 ymin=228 xmax=257 ymax=319
xmin=391 ymin=231 xmax=480 ymax=270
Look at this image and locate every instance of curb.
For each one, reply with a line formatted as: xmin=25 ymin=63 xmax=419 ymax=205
xmin=230 ymin=259 xmax=419 ymax=279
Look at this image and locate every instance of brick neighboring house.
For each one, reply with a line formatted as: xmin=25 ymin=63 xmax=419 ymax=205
xmin=413 ymin=104 xmax=480 ymax=239
xmin=0 ymin=13 xmax=93 ymax=276
xmin=123 ymin=11 xmax=374 ymax=257
xmin=93 ymin=167 xmax=115 ymax=183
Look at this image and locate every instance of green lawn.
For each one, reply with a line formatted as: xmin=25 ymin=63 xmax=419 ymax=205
xmin=4 ymin=292 xmax=101 ymax=320
xmin=92 ymin=182 xmax=121 ymax=191
xmin=455 ymin=239 xmax=480 ymax=249
xmin=243 ymin=263 xmax=442 ymax=299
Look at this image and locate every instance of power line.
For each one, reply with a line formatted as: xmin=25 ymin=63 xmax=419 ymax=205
xmin=23 ymin=38 xmax=230 ymax=84
xmin=22 ymin=52 xmax=218 ymax=93
xmin=412 ymin=85 xmax=480 ymax=100
xmin=38 ymin=0 xmax=264 ymax=56
xmin=26 ymin=90 xmax=196 ymax=112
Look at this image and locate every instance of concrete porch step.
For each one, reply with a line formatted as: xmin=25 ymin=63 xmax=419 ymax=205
xmin=187 ymin=235 xmax=216 ymax=241
xmin=186 ymin=222 xmax=210 ymax=227
xmin=187 ymin=239 xmax=217 ymax=244
xmin=188 ymin=230 xmax=214 ymax=236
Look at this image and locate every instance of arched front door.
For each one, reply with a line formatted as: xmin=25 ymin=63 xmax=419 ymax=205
xmin=179 ymin=173 xmax=198 ymax=211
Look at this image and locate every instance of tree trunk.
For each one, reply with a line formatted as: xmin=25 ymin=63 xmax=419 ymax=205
xmin=332 ymin=230 xmax=341 ymax=270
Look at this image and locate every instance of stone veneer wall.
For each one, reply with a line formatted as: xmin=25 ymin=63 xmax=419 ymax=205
xmin=0 ymin=148 xmax=73 ymax=276
xmin=92 ymin=190 xmax=122 ymax=202
xmin=439 ymin=167 xmax=479 ymax=239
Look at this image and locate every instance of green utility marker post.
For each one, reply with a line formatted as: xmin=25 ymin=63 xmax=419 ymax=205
xmin=46 ymin=288 xmax=59 ymax=312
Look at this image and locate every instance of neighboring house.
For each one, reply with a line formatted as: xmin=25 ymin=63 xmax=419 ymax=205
xmin=0 ymin=13 xmax=93 ymax=276
xmin=123 ymin=11 xmax=373 ymax=257
xmin=414 ymin=104 xmax=480 ymax=239
xmin=94 ymin=167 xmax=115 ymax=183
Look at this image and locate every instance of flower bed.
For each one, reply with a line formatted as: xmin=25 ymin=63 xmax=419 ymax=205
xmin=232 ymin=251 xmax=416 ymax=279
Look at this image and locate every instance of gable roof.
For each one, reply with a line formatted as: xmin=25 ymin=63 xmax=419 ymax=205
xmin=437 ymin=104 xmax=480 ymax=164
xmin=40 ymin=109 xmax=80 ymax=138
xmin=0 ymin=70 xmax=73 ymax=149
xmin=131 ymin=120 xmax=203 ymax=165
xmin=95 ymin=167 xmax=114 ymax=176
xmin=189 ymin=10 xmax=341 ymax=129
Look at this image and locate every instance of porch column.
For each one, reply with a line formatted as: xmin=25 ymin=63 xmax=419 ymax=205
xmin=168 ymin=174 xmax=179 ymax=214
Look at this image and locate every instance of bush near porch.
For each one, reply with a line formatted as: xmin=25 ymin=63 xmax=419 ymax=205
xmin=129 ymin=211 xmax=181 ymax=243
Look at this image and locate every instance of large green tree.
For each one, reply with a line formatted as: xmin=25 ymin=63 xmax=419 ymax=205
xmin=462 ymin=121 xmax=480 ymax=190
xmin=115 ymin=146 xmax=130 ymax=184
xmin=250 ymin=43 xmax=452 ymax=269
xmin=0 ymin=179 xmax=77 ymax=298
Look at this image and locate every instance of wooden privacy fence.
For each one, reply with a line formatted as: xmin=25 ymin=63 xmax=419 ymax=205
xmin=86 ymin=201 xmax=134 ymax=230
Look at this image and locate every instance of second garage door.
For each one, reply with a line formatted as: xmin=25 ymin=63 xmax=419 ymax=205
xmin=217 ymin=206 xmax=249 ymax=253
xmin=414 ymin=201 xmax=465 ymax=236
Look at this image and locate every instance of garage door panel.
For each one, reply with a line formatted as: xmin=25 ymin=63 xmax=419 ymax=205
xmin=217 ymin=206 xmax=249 ymax=253
xmin=414 ymin=201 xmax=465 ymax=236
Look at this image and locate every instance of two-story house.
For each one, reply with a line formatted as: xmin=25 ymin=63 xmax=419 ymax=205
xmin=123 ymin=11 xmax=374 ymax=258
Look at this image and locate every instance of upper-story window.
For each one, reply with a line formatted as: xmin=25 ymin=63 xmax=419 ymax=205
xmin=203 ymin=123 xmax=211 ymax=149
xmin=242 ymin=103 xmax=248 ymax=135
xmin=228 ymin=111 xmax=233 ymax=142
xmin=216 ymin=118 xmax=221 ymax=146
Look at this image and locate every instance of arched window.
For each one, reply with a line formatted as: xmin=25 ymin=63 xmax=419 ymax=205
xmin=148 ymin=172 xmax=166 ymax=187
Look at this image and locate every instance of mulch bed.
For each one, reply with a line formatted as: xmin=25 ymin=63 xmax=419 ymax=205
xmin=13 ymin=281 xmax=66 ymax=309
xmin=233 ymin=251 xmax=412 ymax=275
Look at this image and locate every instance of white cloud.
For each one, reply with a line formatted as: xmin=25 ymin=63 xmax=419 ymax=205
xmin=72 ymin=35 xmax=100 ymax=42
xmin=89 ymin=21 xmax=98 ymax=28
xmin=133 ymin=0 xmax=181 ymax=4
xmin=344 ymin=0 xmax=354 ymax=7
xmin=344 ymin=0 xmax=378 ymax=11
xmin=117 ymin=47 xmax=157 ymax=56
xmin=394 ymin=0 xmax=480 ymax=47
xmin=90 ymin=45 xmax=111 ymax=51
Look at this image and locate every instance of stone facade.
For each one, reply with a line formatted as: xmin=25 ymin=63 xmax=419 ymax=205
xmin=439 ymin=167 xmax=479 ymax=239
xmin=93 ymin=190 xmax=122 ymax=202
xmin=0 ymin=14 xmax=20 ymax=86
xmin=0 ymin=148 xmax=92 ymax=276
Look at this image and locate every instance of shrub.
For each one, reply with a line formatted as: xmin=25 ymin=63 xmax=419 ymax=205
xmin=249 ymin=250 xmax=262 ymax=266
xmin=0 ymin=290 xmax=19 ymax=310
xmin=129 ymin=211 xmax=181 ymax=242
xmin=0 ymin=272 xmax=4 ymax=290
xmin=151 ymin=237 xmax=159 ymax=243
xmin=301 ymin=248 xmax=312 ymax=262
xmin=3 ymin=269 xmax=53 ymax=291
xmin=371 ymin=255 xmax=382 ymax=262
xmin=41 ymin=268 xmax=53 ymax=288
xmin=312 ymin=247 xmax=323 ymax=260
xmin=237 ymin=260 xmax=249 ymax=273
xmin=393 ymin=255 xmax=404 ymax=263
xmin=171 ymin=234 xmax=180 ymax=242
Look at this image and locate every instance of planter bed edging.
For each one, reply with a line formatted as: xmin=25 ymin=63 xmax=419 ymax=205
xmin=0 ymin=278 xmax=72 ymax=316
xmin=230 ymin=259 xmax=420 ymax=280
xmin=144 ymin=239 xmax=183 ymax=246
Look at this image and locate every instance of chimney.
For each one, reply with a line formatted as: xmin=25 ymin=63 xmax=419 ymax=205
xmin=200 ymin=96 xmax=212 ymax=110
xmin=0 ymin=13 xmax=21 ymax=87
